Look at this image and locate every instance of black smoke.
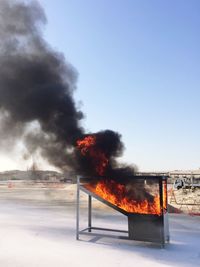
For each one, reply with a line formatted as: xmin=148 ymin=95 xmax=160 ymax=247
xmin=0 ymin=0 xmax=136 ymax=177
xmin=0 ymin=0 xmax=84 ymax=170
xmin=75 ymin=130 xmax=136 ymax=179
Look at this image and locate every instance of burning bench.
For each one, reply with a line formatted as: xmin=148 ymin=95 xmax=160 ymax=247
xmin=76 ymin=175 xmax=169 ymax=247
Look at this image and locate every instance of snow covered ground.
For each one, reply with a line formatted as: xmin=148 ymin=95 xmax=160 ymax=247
xmin=0 ymin=185 xmax=200 ymax=267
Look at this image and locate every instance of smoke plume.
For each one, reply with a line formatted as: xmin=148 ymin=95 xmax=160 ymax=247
xmin=0 ymin=0 xmax=136 ymax=177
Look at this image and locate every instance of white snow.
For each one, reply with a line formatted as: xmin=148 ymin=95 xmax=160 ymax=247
xmin=0 ymin=186 xmax=200 ymax=267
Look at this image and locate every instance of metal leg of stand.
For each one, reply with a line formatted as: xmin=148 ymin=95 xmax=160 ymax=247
xmin=76 ymin=176 xmax=80 ymax=240
xmin=88 ymin=195 xmax=92 ymax=232
xmin=160 ymin=177 xmax=165 ymax=248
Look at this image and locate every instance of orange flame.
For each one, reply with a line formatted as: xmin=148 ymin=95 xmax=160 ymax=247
xmin=163 ymin=180 xmax=167 ymax=211
xmin=85 ymin=180 xmax=162 ymax=215
xmin=77 ymin=136 xmax=96 ymax=155
xmin=77 ymin=135 xmax=108 ymax=176
xmin=77 ymin=136 xmax=167 ymax=215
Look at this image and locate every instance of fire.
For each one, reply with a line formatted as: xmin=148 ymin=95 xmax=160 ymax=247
xmin=163 ymin=180 xmax=167 ymax=211
xmin=77 ymin=136 xmax=96 ymax=155
xmin=77 ymin=135 xmax=166 ymax=216
xmin=85 ymin=179 xmax=161 ymax=215
xmin=77 ymin=135 xmax=109 ymax=176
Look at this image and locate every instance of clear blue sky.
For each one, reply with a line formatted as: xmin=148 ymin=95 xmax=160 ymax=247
xmin=39 ymin=0 xmax=200 ymax=172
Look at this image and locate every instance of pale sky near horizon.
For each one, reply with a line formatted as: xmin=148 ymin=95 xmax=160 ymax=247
xmin=1 ymin=0 xmax=200 ymax=172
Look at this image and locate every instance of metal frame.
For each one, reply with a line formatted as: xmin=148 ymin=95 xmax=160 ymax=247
xmin=76 ymin=175 xmax=169 ymax=247
xmin=76 ymin=176 xmax=130 ymax=241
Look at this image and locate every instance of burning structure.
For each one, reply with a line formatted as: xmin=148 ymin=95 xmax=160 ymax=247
xmin=76 ymin=175 xmax=169 ymax=247
xmin=0 ymin=0 xmax=169 ymax=246
xmin=76 ymin=135 xmax=169 ymax=247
